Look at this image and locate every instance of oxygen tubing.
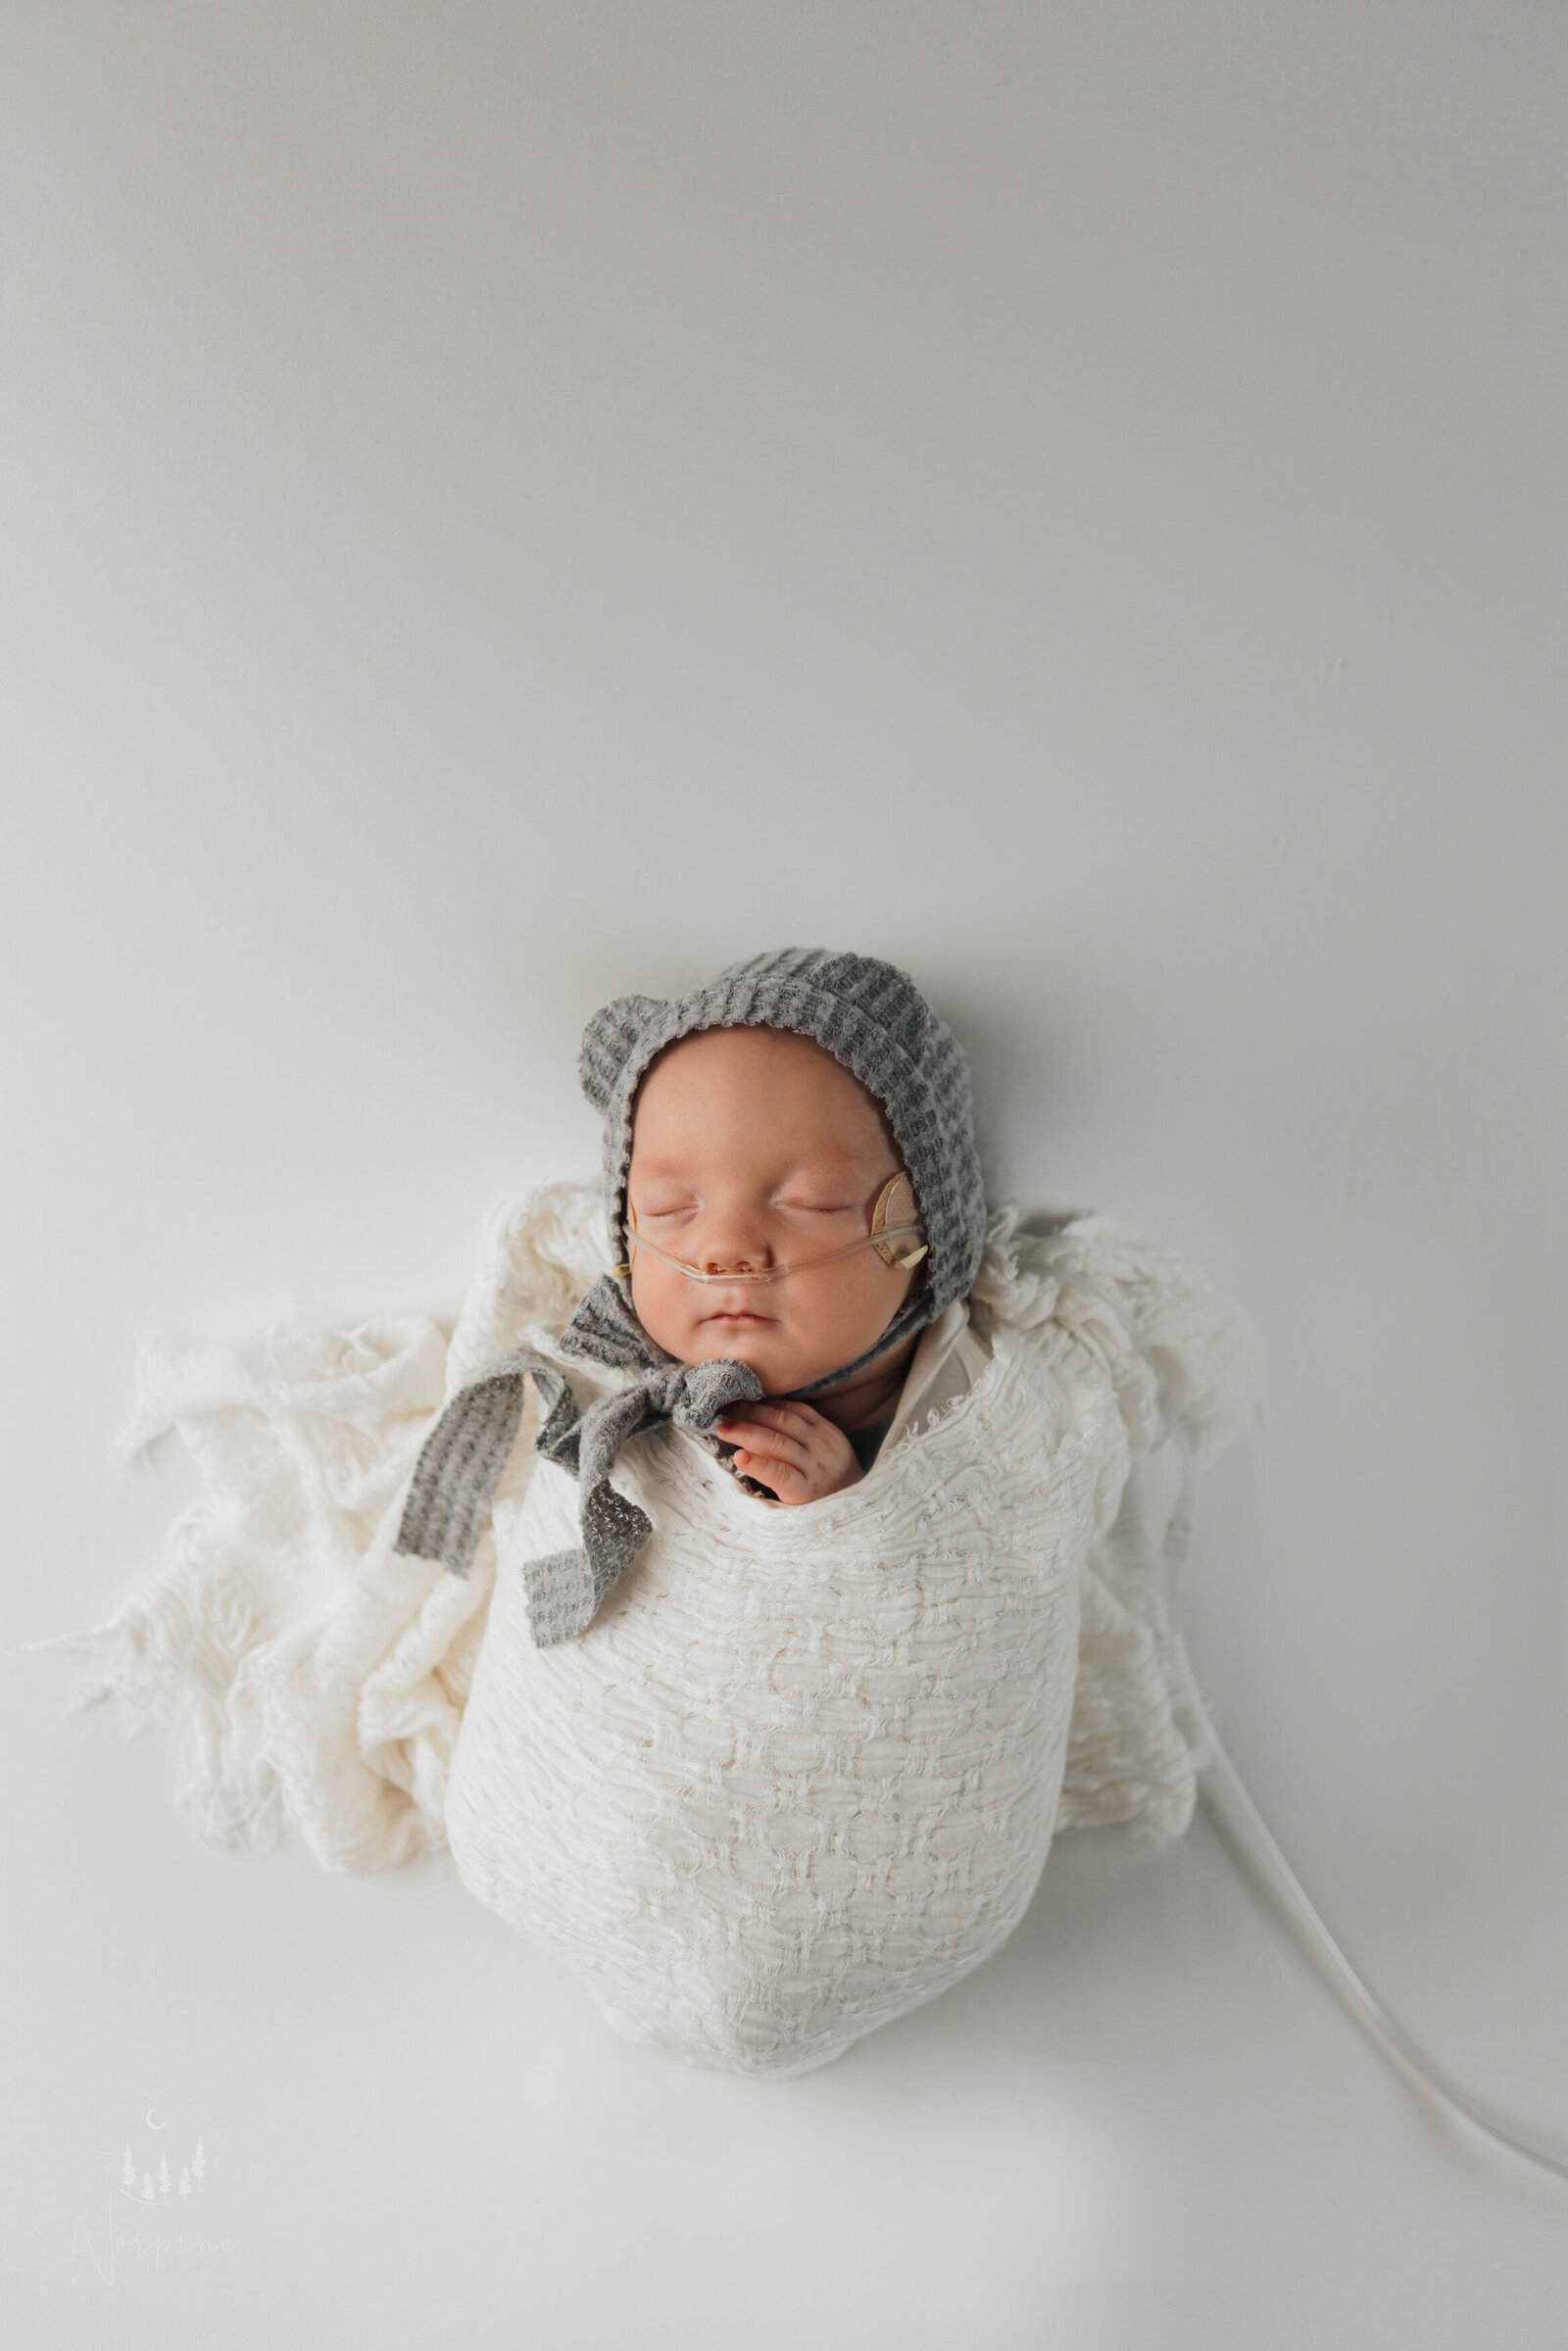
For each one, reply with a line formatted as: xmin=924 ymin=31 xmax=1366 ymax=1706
xmin=1156 ymin=1439 xmax=1568 ymax=2187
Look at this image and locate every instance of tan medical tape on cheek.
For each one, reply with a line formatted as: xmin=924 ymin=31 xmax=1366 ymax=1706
xmin=869 ymin=1172 xmax=928 ymax=1268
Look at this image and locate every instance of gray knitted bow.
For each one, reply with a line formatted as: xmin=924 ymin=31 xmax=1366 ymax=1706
xmin=392 ymin=1277 xmax=763 ymax=1646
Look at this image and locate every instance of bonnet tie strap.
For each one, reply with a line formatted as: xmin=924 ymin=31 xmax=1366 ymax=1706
xmin=392 ymin=1276 xmax=762 ymax=1647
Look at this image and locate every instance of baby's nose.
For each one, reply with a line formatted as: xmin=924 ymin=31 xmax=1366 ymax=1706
xmin=700 ymin=1245 xmax=768 ymax=1274
xmin=698 ymin=1217 xmax=773 ymax=1275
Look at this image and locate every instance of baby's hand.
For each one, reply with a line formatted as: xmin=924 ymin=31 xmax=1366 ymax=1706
xmin=713 ymin=1403 xmax=862 ymax=1506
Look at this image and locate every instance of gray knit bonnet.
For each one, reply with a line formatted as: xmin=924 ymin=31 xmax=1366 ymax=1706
xmin=395 ymin=949 xmax=989 ymax=1646
xmin=582 ymin=946 xmax=989 ymax=1388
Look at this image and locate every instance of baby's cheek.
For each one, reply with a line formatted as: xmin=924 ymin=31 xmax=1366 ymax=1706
xmin=628 ymin=1273 xmax=692 ymax=1357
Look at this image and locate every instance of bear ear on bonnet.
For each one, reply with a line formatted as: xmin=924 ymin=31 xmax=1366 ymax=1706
xmin=577 ymin=995 xmax=671 ymax=1115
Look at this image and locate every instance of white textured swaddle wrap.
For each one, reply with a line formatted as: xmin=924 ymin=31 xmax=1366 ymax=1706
xmin=80 ymin=1183 xmax=1264 ymax=2078
xmin=445 ymin=1195 xmax=1262 ymax=2078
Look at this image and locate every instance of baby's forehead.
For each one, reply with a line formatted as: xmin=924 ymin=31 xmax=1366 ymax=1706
xmin=629 ymin=1023 xmax=895 ymax=1162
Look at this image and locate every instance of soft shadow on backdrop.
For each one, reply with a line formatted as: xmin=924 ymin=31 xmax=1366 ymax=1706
xmin=4 ymin=5 xmax=1565 ymax=2347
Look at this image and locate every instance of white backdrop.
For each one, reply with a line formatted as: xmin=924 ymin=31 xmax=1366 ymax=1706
xmin=4 ymin=5 xmax=1565 ymax=2345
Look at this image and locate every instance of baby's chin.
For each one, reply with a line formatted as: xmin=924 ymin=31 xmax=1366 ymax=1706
xmin=664 ymin=1318 xmax=828 ymax=1396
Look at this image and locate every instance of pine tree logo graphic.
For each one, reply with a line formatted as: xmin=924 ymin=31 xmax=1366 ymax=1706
xmin=118 ymin=2128 xmax=207 ymax=2203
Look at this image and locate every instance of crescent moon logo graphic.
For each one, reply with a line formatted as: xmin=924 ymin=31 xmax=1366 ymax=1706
xmin=145 ymin=2111 xmax=169 ymax=2131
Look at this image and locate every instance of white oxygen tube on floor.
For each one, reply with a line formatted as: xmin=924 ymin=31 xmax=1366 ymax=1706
xmin=1156 ymin=1437 xmax=1568 ymax=2188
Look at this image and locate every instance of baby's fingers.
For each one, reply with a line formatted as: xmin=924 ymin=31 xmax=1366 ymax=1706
xmin=715 ymin=1414 xmax=811 ymax=1468
xmin=733 ymin=1448 xmax=811 ymax=1500
xmin=719 ymin=1419 xmax=817 ymax=1494
xmin=727 ymin=1435 xmax=812 ymax=1485
xmin=721 ymin=1401 xmax=822 ymax=1440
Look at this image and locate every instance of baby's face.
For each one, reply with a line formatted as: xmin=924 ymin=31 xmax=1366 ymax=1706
xmin=625 ymin=1026 xmax=917 ymax=1396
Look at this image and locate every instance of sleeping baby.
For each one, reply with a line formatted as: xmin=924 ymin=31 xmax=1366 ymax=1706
xmin=84 ymin=954 xmax=1565 ymax=2162
xmin=73 ymin=945 xmax=1265 ymax=2078
xmin=387 ymin=947 xmax=1266 ymax=2076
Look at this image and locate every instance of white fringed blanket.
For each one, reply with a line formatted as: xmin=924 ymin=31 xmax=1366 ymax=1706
xmin=83 ymin=1183 xmax=1265 ymax=2076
